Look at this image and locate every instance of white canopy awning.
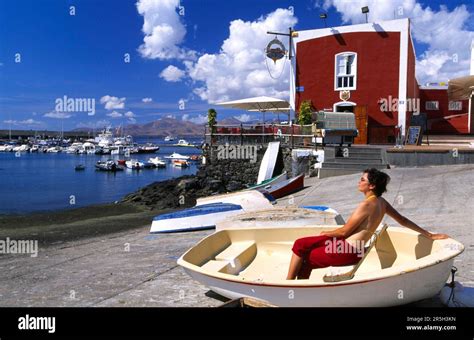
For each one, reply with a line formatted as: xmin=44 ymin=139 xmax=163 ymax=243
xmin=217 ymin=96 xmax=290 ymax=113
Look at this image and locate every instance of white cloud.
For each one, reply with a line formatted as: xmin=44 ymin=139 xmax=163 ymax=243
xmin=182 ymin=114 xmax=207 ymax=125
xmin=76 ymin=120 xmax=111 ymax=129
xmin=4 ymin=119 xmax=43 ymax=126
xmin=124 ymin=111 xmax=136 ymax=118
xmin=128 ymin=117 xmax=137 ymax=124
xmin=136 ymin=0 xmax=196 ymax=60
xmin=320 ymin=0 xmax=474 ymax=84
xmin=43 ymin=111 xmax=73 ymax=119
xmin=100 ymin=95 xmax=126 ymax=110
xmin=186 ymin=8 xmax=297 ymax=103
xmin=234 ymin=114 xmax=252 ymax=122
xmin=106 ymin=111 xmax=123 ymax=118
xmin=165 ymin=114 xmax=174 ymax=119
xmin=142 ymin=97 xmax=153 ymax=103
xmin=160 ymin=65 xmax=186 ymax=82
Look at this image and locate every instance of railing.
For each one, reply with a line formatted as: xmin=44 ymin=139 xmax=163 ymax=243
xmin=205 ymin=123 xmax=315 ymax=148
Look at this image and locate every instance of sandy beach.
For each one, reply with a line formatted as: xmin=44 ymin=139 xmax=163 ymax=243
xmin=0 ymin=164 xmax=473 ymax=307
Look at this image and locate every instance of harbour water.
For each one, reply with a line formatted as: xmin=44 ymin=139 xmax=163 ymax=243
xmin=0 ymin=137 xmax=202 ymax=214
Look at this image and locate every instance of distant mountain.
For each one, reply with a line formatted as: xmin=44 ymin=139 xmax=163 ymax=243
xmin=218 ymin=117 xmax=242 ymax=125
xmin=71 ymin=118 xmax=205 ymax=137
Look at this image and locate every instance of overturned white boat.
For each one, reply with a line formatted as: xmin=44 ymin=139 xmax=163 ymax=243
xmin=196 ymin=190 xmax=274 ymax=211
xmin=216 ymin=206 xmax=345 ymax=232
xmin=178 ymin=225 xmax=464 ymax=307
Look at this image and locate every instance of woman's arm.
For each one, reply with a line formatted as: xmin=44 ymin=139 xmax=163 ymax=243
xmin=321 ymin=202 xmax=369 ymax=238
xmin=383 ymin=199 xmax=449 ymax=240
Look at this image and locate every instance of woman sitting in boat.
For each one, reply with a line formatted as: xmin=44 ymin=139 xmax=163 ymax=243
xmin=286 ymin=168 xmax=449 ymax=280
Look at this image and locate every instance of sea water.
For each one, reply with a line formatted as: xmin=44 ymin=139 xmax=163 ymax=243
xmin=0 ymin=137 xmax=202 ymax=214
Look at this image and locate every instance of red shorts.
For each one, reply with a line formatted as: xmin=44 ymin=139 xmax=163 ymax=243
xmin=292 ymin=235 xmax=362 ymax=269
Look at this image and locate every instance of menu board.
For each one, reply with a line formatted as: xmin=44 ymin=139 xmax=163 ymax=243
xmin=405 ymin=126 xmax=422 ymax=145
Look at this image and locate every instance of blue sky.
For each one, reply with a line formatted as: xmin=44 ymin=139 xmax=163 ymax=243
xmin=1 ymin=0 xmax=473 ymax=131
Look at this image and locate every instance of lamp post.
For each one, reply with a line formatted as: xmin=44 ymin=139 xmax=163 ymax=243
xmin=320 ymin=13 xmax=328 ymax=28
xmin=361 ymin=6 xmax=369 ymax=23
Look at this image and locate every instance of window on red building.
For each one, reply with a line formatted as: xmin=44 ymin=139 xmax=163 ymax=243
xmin=335 ymin=52 xmax=357 ymax=90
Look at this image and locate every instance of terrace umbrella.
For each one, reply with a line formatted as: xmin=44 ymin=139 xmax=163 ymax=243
xmin=217 ymin=96 xmax=291 ymax=143
xmin=447 ymin=75 xmax=474 ymax=101
xmin=448 ymin=75 xmax=474 ymax=133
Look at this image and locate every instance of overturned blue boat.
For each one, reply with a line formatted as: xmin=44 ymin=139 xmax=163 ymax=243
xmin=150 ymin=202 xmax=244 ymax=233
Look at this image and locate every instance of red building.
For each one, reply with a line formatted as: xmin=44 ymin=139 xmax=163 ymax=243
xmin=290 ymin=18 xmax=471 ymax=144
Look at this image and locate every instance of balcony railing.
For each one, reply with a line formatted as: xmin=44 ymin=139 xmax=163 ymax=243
xmin=205 ymin=123 xmax=315 ymax=148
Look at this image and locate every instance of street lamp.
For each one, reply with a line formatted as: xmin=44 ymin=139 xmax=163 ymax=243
xmin=361 ymin=6 xmax=369 ymax=23
xmin=319 ymin=13 xmax=328 ymax=28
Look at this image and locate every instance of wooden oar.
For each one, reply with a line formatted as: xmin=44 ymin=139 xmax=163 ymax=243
xmin=323 ymin=223 xmax=388 ymax=283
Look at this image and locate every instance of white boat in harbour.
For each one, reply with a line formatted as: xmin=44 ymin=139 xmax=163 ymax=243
xmin=125 ymin=159 xmax=145 ymax=169
xmin=178 ymin=224 xmax=464 ymax=307
xmin=173 ymin=139 xmax=196 ymax=147
xmin=164 ymin=152 xmax=190 ymax=160
xmin=164 ymin=135 xmax=174 ymax=142
xmin=12 ymin=145 xmax=30 ymax=152
xmin=172 ymin=159 xmax=189 ymax=167
xmin=148 ymin=156 xmax=166 ymax=168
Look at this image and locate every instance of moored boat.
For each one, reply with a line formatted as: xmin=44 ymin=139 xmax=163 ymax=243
xmin=95 ymin=160 xmax=122 ymax=171
xmin=172 ymin=159 xmax=189 ymax=167
xmin=75 ymin=164 xmax=86 ymax=171
xmin=125 ymin=160 xmax=145 ymax=169
xmin=178 ymin=225 xmax=464 ymax=307
xmin=148 ymin=156 xmax=166 ymax=168
xmin=173 ymin=139 xmax=196 ymax=147
xmin=164 ymin=152 xmax=190 ymax=160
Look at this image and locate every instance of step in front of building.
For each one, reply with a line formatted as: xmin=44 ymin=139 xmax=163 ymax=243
xmin=317 ymin=168 xmax=364 ymax=179
xmin=320 ymin=162 xmax=388 ymax=170
xmin=330 ymin=158 xmax=384 ymax=165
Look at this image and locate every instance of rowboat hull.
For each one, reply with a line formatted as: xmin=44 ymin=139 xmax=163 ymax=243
xmin=196 ymin=190 xmax=274 ymax=212
xmin=259 ymin=174 xmax=304 ymax=199
xmin=257 ymin=141 xmax=280 ymax=184
xmin=245 ymin=172 xmax=287 ymax=191
xmin=150 ymin=203 xmax=243 ymax=233
xmin=178 ymin=226 xmax=464 ymax=307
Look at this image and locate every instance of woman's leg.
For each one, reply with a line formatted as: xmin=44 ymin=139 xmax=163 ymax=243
xmin=287 ymin=235 xmax=330 ymax=280
xmin=296 ymin=263 xmax=313 ymax=280
xmin=286 ymin=253 xmax=304 ymax=280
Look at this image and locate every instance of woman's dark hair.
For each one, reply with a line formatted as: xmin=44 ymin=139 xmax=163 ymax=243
xmin=363 ymin=168 xmax=390 ymax=197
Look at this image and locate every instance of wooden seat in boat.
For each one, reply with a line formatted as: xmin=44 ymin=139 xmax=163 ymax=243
xmin=202 ymin=241 xmax=256 ymax=275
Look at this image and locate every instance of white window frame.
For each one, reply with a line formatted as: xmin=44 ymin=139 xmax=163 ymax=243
xmin=425 ymin=101 xmax=439 ymax=110
xmin=448 ymin=101 xmax=462 ymax=111
xmin=334 ymin=52 xmax=357 ymax=91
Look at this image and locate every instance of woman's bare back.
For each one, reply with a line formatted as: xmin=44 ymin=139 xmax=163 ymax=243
xmin=345 ymin=197 xmax=387 ymax=245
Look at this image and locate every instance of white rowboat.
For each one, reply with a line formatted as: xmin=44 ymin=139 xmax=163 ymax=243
xmin=178 ymin=225 xmax=464 ymax=307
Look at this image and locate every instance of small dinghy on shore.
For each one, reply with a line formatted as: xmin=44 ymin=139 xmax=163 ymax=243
xmin=178 ymin=225 xmax=464 ymax=307
xmin=195 ymin=190 xmax=274 ymax=211
xmin=256 ymin=174 xmax=304 ymax=199
xmin=150 ymin=203 xmax=244 ymax=233
xmin=150 ymin=191 xmax=275 ymax=233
